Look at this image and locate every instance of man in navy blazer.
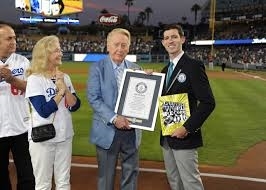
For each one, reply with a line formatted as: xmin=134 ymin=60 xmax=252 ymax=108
xmin=160 ymin=24 xmax=216 ymax=190
xmin=87 ymin=28 xmax=141 ymax=190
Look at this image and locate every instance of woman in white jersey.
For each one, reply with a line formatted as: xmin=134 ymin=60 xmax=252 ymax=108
xmin=25 ymin=35 xmax=81 ymax=190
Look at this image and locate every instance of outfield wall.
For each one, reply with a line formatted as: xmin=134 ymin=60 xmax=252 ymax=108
xmin=73 ymin=53 xmax=137 ymax=63
xmin=72 ymin=53 xmax=266 ymax=70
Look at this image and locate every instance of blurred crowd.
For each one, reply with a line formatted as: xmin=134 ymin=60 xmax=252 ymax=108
xmin=16 ymin=34 xmax=154 ymax=54
xmin=194 ymin=23 xmax=265 ymax=40
xmin=188 ymin=45 xmax=266 ymax=67
xmin=15 ymin=24 xmax=266 ymax=66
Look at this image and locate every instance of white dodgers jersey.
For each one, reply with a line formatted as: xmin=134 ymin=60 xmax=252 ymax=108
xmin=25 ymin=73 xmax=76 ymax=142
xmin=0 ymin=53 xmax=30 ymax=138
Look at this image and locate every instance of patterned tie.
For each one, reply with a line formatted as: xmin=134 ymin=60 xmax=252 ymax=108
xmin=166 ymin=62 xmax=174 ymax=87
xmin=115 ymin=65 xmax=124 ymax=89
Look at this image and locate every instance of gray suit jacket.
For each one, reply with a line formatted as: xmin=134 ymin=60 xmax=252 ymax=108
xmin=87 ymin=56 xmax=142 ymax=149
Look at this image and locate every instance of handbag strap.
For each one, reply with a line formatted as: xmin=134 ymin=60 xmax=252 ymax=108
xmin=29 ymin=103 xmax=56 ymax=127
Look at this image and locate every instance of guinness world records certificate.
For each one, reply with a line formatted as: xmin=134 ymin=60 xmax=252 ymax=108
xmin=115 ymin=69 xmax=165 ymax=131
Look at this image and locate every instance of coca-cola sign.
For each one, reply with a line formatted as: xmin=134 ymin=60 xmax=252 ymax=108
xmin=98 ymin=13 xmax=120 ymax=26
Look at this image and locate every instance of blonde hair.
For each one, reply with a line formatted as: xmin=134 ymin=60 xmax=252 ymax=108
xmin=107 ymin=28 xmax=131 ymax=46
xmin=26 ymin=35 xmax=60 ymax=77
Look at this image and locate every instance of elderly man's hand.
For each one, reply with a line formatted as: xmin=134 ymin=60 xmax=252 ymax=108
xmin=113 ymin=115 xmax=131 ymax=130
xmin=143 ymin=69 xmax=154 ymax=75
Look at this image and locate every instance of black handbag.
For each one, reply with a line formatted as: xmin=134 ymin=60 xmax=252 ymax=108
xmin=31 ymin=112 xmax=56 ymax=143
xmin=31 ymin=123 xmax=56 ymax=142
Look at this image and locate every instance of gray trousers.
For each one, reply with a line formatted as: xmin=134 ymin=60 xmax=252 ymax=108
xmin=162 ymin=140 xmax=204 ymax=190
xmin=96 ymin=129 xmax=139 ymax=190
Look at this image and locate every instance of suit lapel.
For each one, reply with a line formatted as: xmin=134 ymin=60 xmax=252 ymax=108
xmin=105 ymin=56 xmax=118 ymax=92
xmin=163 ymin=54 xmax=187 ymax=94
xmin=170 ymin=54 xmax=186 ymax=81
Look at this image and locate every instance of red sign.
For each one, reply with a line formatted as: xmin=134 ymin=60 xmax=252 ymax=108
xmin=98 ymin=13 xmax=120 ymax=26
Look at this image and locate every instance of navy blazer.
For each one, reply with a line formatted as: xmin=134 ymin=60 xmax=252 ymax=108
xmin=160 ymin=53 xmax=215 ymax=149
xmin=87 ymin=56 xmax=142 ymax=149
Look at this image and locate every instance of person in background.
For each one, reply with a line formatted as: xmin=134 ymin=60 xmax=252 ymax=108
xmin=221 ymin=57 xmax=227 ymax=72
xmin=160 ymin=24 xmax=216 ymax=190
xmin=0 ymin=24 xmax=35 ymax=190
xmin=87 ymin=28 xmax=142 ymax=190
xmin=208 ymin=53 xmax=214 ymax=70
xmin=25 ymin=35 xmax=80 ymax=190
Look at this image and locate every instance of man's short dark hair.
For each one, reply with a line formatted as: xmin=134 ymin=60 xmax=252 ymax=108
xmin=163 ymin=24 xmax=185 ymax=37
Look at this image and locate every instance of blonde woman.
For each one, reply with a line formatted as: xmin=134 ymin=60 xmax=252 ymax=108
xmin=25 ymin=35 xmax=80 ymax=190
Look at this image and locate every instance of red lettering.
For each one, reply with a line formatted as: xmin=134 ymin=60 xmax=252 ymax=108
xmin=11 ymin=85 xmax=23 ymax=95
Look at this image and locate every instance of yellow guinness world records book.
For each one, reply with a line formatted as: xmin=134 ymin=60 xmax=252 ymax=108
xmin=158 ymin=93 xmax=190 ymax=136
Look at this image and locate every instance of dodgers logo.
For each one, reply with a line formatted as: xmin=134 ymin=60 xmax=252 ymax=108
xmin=46 ymin=88 xmax=57 ymax=97
xmin=178 ymin=73 xmax=186 ymax=83
xmin=12 ymin=68 xmax=24 ymax=76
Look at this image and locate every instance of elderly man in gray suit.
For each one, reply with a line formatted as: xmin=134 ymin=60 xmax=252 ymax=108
xmin=87 ymin=28 xmax=142 ymax=190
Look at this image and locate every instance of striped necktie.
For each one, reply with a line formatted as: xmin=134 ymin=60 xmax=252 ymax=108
xmin=115 ymin=65 xmax=124 ymax=89
xmin=166 ymin=62 xmax=174 ymax=87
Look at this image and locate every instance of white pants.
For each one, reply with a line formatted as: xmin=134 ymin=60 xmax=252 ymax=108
xmin=29 ymin=138 xmax=72 ymax=190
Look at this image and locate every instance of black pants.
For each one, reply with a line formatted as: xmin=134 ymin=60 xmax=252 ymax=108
xmin=0 ymin=132 xmax=35 ymax=190
xmin=221 ymin=63 xmax=226 ymax=71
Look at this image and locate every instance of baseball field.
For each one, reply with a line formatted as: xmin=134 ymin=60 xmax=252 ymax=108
xmin=9 ymin=61 xmax=266 ymax=189
xmin=61 ymin=62 xmax=266 ymax=166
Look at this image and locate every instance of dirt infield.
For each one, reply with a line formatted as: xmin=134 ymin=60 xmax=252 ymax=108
xmin=69 ymin=141 xmax=266 ymax=190
xmin=9 ymin=141 xmax=266 ymax=190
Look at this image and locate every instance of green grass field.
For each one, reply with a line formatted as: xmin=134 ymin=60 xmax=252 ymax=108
xmin=62 ymin=62 xmax=266 ymax=166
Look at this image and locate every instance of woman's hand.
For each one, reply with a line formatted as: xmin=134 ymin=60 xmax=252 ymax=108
xmin=55 ymin=70 xmax=67 ymax=94
xmin=55 ymin=79 xmax=67 ymax=95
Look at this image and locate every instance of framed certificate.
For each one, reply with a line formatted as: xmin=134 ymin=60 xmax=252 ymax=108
xmin=115 ymin=69 xmax=165 ymax=131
